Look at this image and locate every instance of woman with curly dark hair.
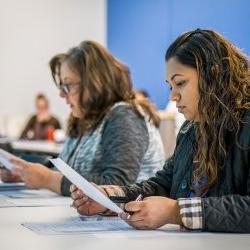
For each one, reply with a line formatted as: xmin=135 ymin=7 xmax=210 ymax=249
xmin=0 ymin=41 xmax=164 ymax=196
xmin=71 ymin=29 xmax=250 ymax=233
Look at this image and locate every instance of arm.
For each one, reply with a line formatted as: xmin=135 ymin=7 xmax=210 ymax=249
xmin=50 ymin=116 xmax=61 ymax=129
xmin=96 ymin=155 xmax=175 ymax=210
xmin=11 ymin=158 xmax=63 ymax=194
xmin=70 ymin=150 xmax=177 ymax=218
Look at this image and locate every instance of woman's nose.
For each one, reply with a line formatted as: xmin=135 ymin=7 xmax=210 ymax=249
xmin=59 ymin=90 xmax=66 ymax=98
xmin=170 ymin=89 xmax=181 ymax=102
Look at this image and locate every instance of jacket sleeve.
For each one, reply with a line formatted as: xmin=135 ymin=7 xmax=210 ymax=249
xmin=202 ymin=195 xmax=250 ymax=233
xmin=121 ymin=155 xmax=175 ymax=200
xmin=96 ymin=155 xmax=175 ymax=213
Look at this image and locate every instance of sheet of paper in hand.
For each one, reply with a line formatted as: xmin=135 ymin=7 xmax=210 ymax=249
xmin=0 ymin=149 xmax=18 ymax=171
xmin=50 ymin=158 xmax=123 ymax=214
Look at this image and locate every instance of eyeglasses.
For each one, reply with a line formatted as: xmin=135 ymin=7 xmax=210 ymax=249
xmin=57 ymin=83 xmax=79 ymax=95
xmin=54 ymin=74 xmax=80 ymax=95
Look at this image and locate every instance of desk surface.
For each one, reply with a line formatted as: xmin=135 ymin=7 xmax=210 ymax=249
xmin=11 ymin=140 xmax=63 ymax=155
xmin=0 ymin=204 xmax=250 ymax=250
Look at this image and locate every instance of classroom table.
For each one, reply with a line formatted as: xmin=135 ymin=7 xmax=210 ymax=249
xmin=11 ymin=140 xmax=63 ymax=156
xmin=0 ymin=197 xmax=250 ymax=250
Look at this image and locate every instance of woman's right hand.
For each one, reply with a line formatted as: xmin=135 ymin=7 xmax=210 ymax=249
xmin=70 ymin=184 xmax=108 ymax=216
xmin=0 ymin=167 xmax=21 ymax=182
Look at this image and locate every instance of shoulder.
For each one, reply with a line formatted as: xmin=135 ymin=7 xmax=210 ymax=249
xmin=28 ymin=115 xmax=37 ymax=123
xmin=49 ymin=115 xmax=60 ymax=123
xmin=102 ymin=102 xmax=148 ymax=137
xmin=174 ymin=121 xmax=195 ymax=149
xmin=108 ymin=103 xmax=141 ymax=118
xmin=177 ymin=120 xmax=194 ymax=137
xmin=105 ymin=103 xmax=145 ymax=126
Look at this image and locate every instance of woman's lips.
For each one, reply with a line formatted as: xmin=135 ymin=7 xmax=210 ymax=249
xmin=177 ymin=106 xmax=185 ymax=113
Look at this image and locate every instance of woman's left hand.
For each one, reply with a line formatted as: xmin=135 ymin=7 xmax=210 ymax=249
xmin=12 ymin=158 xmax=50 ymax=189
xmin=119 ymin=196 xmax=182 ymax=230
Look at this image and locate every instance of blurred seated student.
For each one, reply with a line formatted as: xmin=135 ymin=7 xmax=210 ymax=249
xmin=20 ymin=93 xmax=61 ymax=140
xmin=135 ymin=89 xmax=185 ymax=135
xmin=134 ymin=89 xmax=149 ymax=101
xmin=134 ymin=89 xmax=157 ymax=109
xmin=70 ymin=29 xmax=250 ymax=233
xmin=165 ymin=100 xmax=186 ymax=135
xmin=0 ymin=40 xmax=164 ymax=196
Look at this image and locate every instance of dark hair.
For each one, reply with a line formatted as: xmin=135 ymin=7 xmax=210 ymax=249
xmin=165 ymin=29 xmax=250 ymax=193
xmin=50 ymin=41 xmax=160 ymax=137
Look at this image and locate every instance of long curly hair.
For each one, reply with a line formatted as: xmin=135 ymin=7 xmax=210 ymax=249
xmin=49 ymin=41 xmax=160 ymax=137
xmin=165 ymin=29 xmax=250 ymax=193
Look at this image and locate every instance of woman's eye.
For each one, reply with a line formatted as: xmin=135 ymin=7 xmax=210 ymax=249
xmin=176 ymin=80 xmax=186 ymax=86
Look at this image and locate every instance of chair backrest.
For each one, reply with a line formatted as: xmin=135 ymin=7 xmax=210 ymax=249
xmin=159 ymin=116 xmax=176 ymax=160
xmin=0 ymin=115 xmax=27 ymax=139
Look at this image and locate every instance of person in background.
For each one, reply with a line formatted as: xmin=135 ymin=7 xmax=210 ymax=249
xmin=0 ymin=40 xmax=164 ymax=196
xmin=165 ymin=100 xmax=186 ymax=135
xmin=134 ymin=89 xmax=157 ymax=110
xmin=70 ymin=29 xmax=250 ymax=233
xmin=134 ymin=89 xmax=150 ymax=101
xmin=20 ymin=93 xmax=61 ymax=140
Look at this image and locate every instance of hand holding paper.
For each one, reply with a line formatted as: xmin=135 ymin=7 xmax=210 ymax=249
xmin=0 ymin=149 xmax=19 ymax=171
xmin=50 ymin=158 xmax=123 ymax=214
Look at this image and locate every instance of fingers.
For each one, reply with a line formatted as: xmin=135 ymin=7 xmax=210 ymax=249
xmin=70 ymin=184 xmax=77 ymax=193
xmin=71 ymin=188 xmax=84 ymax=200
xmin=0 ymin=167 xmax=21 ymax=182
xmin=13 ymin=166 xmax=29 ymax=179
xmin=10 ymin=158 xmax=27 ymax=168
xmin=70 ymin=185 xmax=89 ymax=210
xmin=125 ymin=200 xmax=143 ymax=213
xmin=119 ymin=200 xmax=145 ymax=222
xmin=12 ymin=158 xmax=30 ymax=176
xmin=119 ymin=212 xmax=148 ymax=229
xmin=73 ymin=195 xmax=89 ymax=208
xmin=0 ymin=168 xmax=11 ymax=180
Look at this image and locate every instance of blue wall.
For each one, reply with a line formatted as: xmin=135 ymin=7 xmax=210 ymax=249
xmin=107 ymin=0 xmax=250 ymax=109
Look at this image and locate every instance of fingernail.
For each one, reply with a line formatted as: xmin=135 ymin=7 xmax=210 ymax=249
xmin=127 ymin=214 xmax=131 ymax=220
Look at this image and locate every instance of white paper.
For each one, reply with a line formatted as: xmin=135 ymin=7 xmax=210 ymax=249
xmin=22 ymin=216 xmax=185 ymax=237
xmin=0 ymin=149 xmax=18 ymax=170
xmin=22 ymin=216 xmax=133 ymax=235
xmin=0 ymin=196 xmax=71 ymax=207
xmin=0 ymin=198 xmax=15 ymax=207
xmin=0 ymin=188 xmax=58 ymax=198
xmin=50 ymin=158 xmax=123 ymax=214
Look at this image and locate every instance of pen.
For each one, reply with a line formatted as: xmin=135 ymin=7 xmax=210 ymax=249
xmin=135 ymin=194 xmax=143 ymax=201
xmin=126 ymin=194 xmax=143 ymax=219
xmin=109 ymin=196 xmax=131 ymax=203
